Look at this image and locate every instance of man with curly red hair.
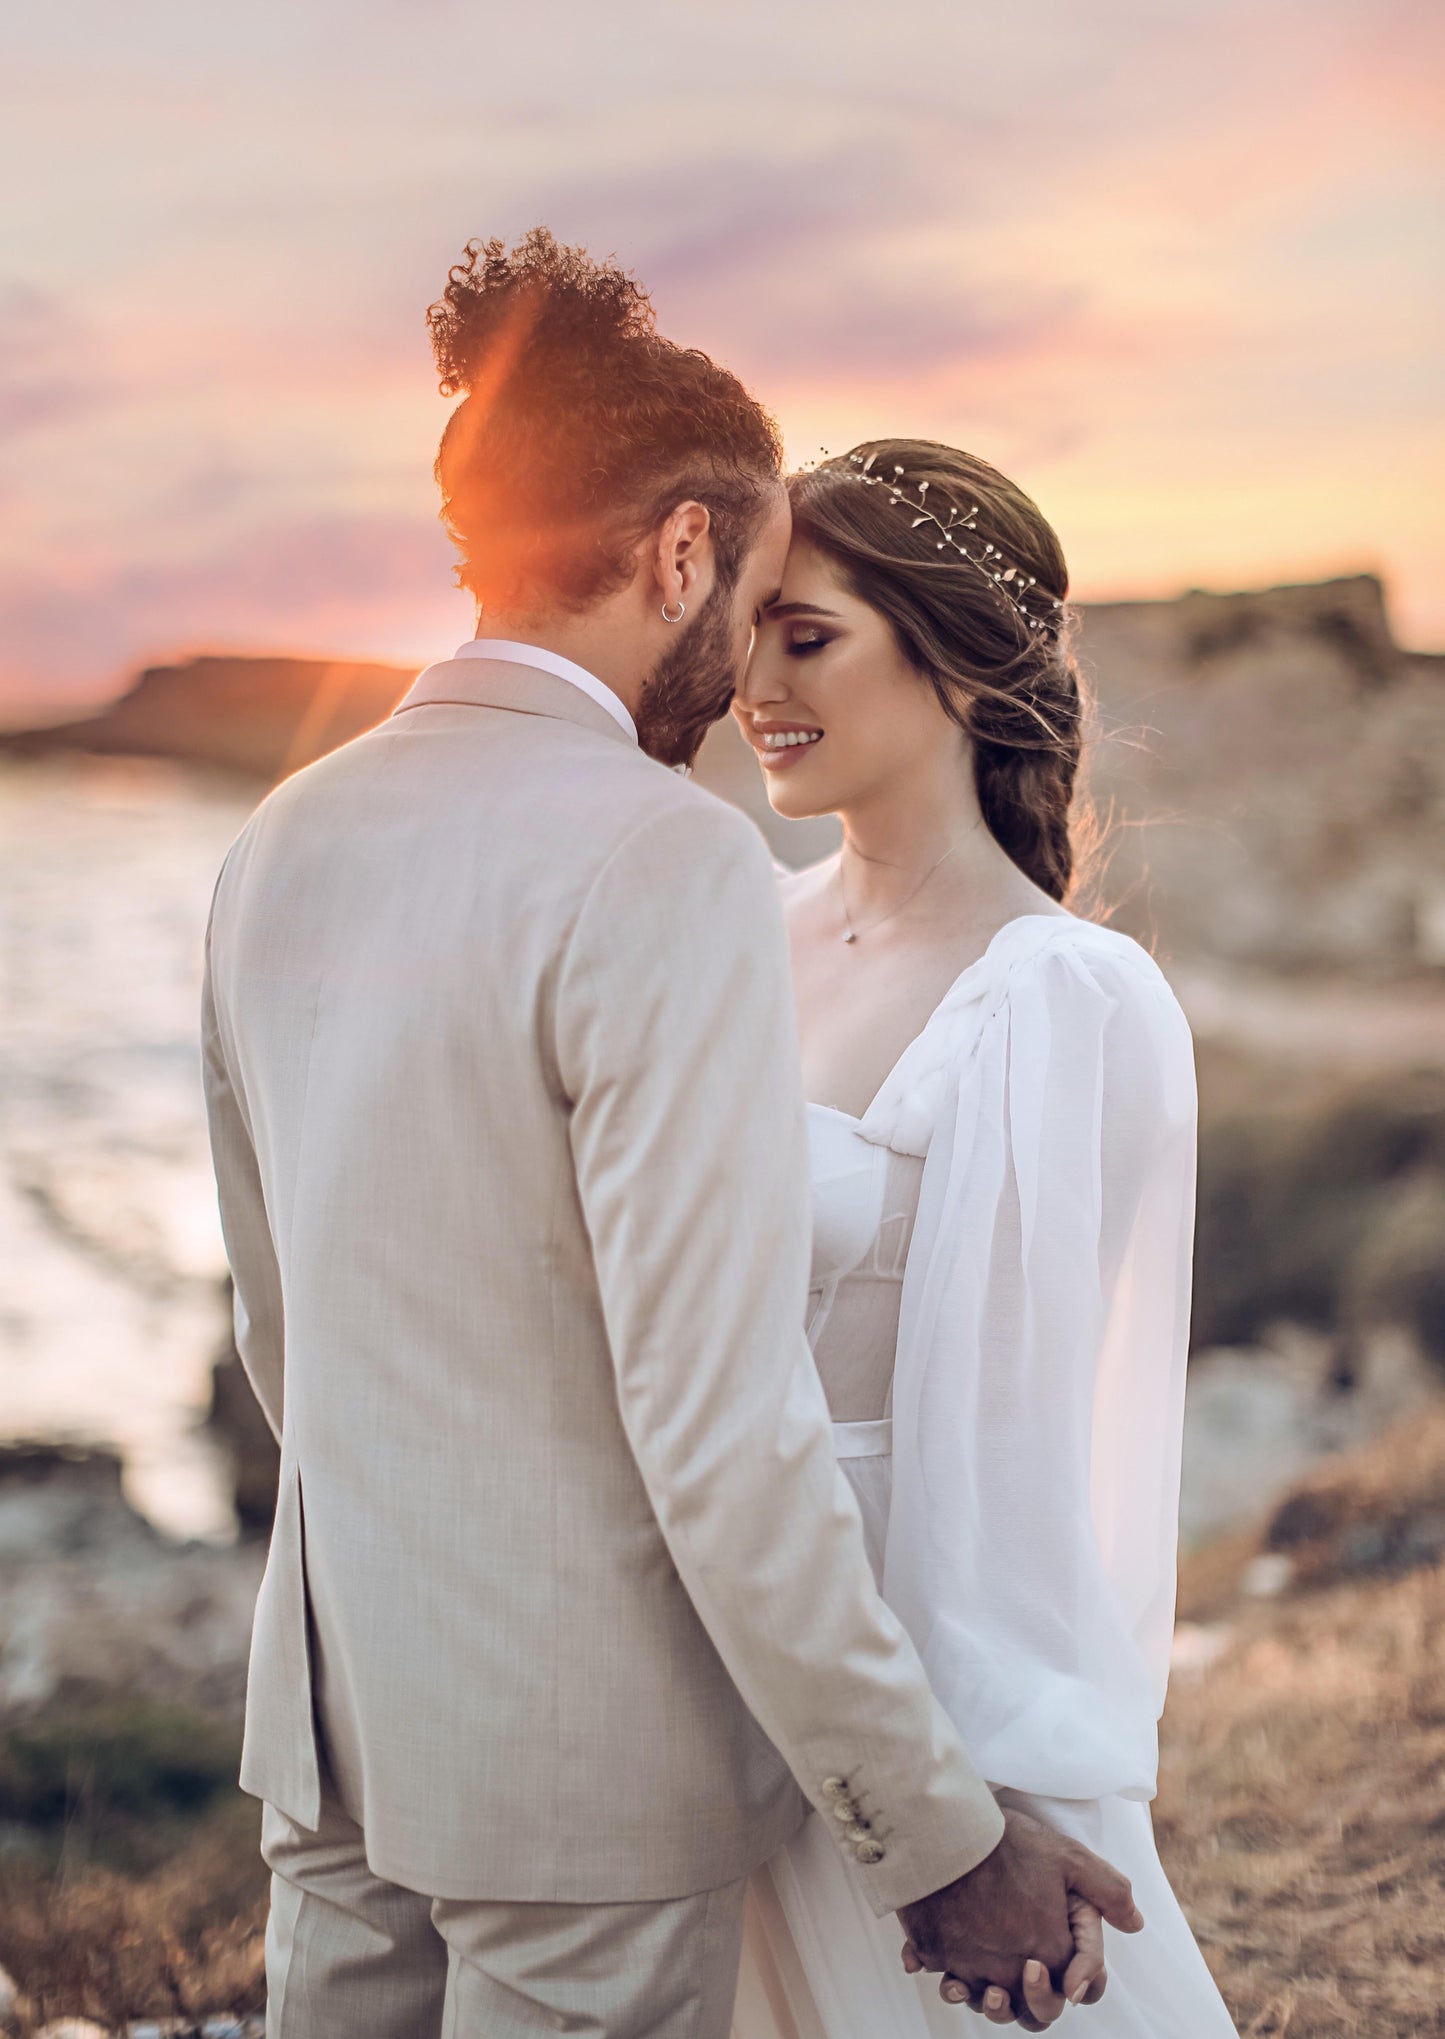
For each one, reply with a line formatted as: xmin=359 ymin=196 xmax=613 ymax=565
xmin=202 ymin=230 xmax=1135 ymax=2037
xmin=427 ymin=229 xmax=785 ymax=767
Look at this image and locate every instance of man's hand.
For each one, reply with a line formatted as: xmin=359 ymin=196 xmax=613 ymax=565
xmin=902 ymin=1897 xmax=1109 ymax=2027
xmin=895 ymin=1807 xmax=1142 ymax=2025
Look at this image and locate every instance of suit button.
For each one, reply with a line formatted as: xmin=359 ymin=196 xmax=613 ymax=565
xmin=843 ymin=1820 xmax=872 ymax=1844
xmin=820 ymin=1778 xmax=849 ymax=1802
xmin=831 ymin=1801 xmax=857 ymax=1822
xmin=855 ymin=1840 xmax=887 ymax=1865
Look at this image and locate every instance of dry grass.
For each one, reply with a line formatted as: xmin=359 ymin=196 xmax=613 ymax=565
xmin=1159 ymin=1405 xmax=1445 ymax=2037
xmin=0 ymin=1797 xmax=267 ymax=2032
xmin=3 ymin=1416 xmax=1443 ymax=2035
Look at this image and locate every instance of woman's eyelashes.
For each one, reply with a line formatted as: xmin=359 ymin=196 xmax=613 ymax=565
xmin=785 ymin=628 xmax=833 ymax=658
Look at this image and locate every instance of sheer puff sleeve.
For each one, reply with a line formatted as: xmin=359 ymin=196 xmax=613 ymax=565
xmin=880 ymin=920 xmax=1197 ymax=1805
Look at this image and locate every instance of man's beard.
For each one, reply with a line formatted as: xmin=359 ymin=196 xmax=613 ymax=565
xmin=634 ymin=580 xmax=741 ymax=769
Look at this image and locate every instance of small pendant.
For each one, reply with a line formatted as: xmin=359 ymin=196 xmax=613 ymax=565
xmin=842 ymin=930 xmax=858 ymax=944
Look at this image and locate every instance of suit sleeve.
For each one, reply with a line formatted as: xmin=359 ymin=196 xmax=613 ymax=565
xmin=555 ymin=795 xmax=1004 ymax=1914
xmin=201 ymin=888 xmax=286 ymax=1444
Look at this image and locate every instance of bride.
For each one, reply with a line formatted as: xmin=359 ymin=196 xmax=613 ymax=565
xmin=729 ymin=442 xmax=1237 ymax=2036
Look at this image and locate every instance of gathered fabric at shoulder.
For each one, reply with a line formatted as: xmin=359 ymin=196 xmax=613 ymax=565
xmin=856 ymin=914 xmax=1173 ymax=1158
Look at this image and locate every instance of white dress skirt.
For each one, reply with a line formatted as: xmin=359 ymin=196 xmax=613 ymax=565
xmin=733 ymin=915 xmax=1237 ymax=2038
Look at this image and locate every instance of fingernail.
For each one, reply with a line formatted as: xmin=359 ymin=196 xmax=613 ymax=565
xmin=985 ymin=1987 xmax=1007 ymax=2011
xmin=944 ymin=1983 xmax=967 ymax=2003
xmin=1070 ymin=1983 xmax=1090 ymax=2005
xmin=1025 ymin=1960 xmax=1045 ymax=1985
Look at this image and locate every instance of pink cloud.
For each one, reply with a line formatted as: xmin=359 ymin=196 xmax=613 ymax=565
xmin=1 ymin=0 xmax=1440 ymax=717
xmin=0 ymin=509 xmax=470 ymax=712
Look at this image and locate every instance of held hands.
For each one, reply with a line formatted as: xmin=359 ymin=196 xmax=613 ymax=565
xmin=901 ymin=1894 xmax=1107 ymax=2027
xmin=895 ymin=1807 xmax=1143 ymax=2028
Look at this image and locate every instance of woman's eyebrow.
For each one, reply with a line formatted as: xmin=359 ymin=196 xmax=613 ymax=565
xmin=763 ymin=601 xmax=843 ymax=621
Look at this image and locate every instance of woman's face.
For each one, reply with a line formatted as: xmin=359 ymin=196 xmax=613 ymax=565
xmin=733 ymin=538 xmax=967 ymax=820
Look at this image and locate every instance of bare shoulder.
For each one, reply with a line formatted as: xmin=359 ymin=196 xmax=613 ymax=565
xmin=775 ymin=853 xmax=839 ymax=929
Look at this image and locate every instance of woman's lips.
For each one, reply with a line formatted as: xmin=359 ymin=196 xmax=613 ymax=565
xmin=760 ymin=741 xmax=821 ymax=772
xmin=756 ymin=727 xmax=824 ymax=772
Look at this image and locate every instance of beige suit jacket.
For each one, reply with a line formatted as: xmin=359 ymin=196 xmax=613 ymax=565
xmin=202 ymin=654 xmax=1004 ymax=1911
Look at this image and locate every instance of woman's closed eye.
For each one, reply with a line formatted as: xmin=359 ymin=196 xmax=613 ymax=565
xmin=786 ymin=627 xmax=834 ymax=657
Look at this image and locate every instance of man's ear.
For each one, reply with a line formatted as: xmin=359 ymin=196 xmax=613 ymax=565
xmin=653 ymin=501 xmax=714 ymax=617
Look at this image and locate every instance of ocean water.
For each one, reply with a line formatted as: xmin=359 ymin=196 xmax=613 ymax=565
xmin=0 ymin=756 xmax=258 ymax=1540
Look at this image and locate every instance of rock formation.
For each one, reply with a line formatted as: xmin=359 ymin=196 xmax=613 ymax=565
xmin=0 ymin=1444 xmax=262 ymax=1726
xmin=4 ymin=574 xmax=1441 ymax=977
xmin=207 ymin=1287 xmax=280 ymax=1538
xmin=1076 ymin=577 xmax=1445 ymax=976
xmin=0 ymin=655 xmax=414 ymax=781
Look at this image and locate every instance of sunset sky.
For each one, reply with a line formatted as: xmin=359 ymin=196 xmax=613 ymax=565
xmin=2 ymin=0 xmax=1441 ymax=715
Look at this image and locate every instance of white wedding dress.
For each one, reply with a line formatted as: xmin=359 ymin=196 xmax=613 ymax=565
xmin=732 ymin=914 xmax=1237 ymax=2038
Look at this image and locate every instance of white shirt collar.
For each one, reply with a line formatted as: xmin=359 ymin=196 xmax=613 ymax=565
xmin=454 ymin=638 xmax=637 ymax=744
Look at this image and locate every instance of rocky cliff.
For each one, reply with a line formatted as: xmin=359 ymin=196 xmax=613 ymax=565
xmin=0 ymin=655 xmax=415 ymax=781
xmin=6 ymin=576 xmax=1442 ymax=974
xmin=1076 ymin=576 xmax=1445 ymax=976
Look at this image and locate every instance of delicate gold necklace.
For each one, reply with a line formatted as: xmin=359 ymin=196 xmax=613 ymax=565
xmin=838 ymin=841 xmax=962 ymax=945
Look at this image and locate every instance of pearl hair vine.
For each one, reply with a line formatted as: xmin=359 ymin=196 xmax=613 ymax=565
xmin=827 ymin=451 xmax=1066 ymax=638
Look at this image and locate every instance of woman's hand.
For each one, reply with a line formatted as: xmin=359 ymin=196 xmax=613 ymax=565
xmin=900 ymin=1890 xmax=1111 ymax=2025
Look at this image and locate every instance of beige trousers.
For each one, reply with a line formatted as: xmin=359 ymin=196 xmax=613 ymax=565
xmin=261 ymin=1790 xmax=749 ymax=2039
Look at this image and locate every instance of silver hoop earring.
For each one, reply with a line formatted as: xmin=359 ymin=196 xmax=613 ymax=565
xmin=661 ymin=599 xmax=686 ymax=624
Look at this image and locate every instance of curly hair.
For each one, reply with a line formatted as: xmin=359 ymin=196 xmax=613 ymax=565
xmin=427 ymin=230 xmax=784 ymax=612
xmin=790 ymin=440 xmax=1090 ymax=902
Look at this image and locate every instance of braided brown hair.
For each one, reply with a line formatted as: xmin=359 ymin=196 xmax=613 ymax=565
xmin=789 ymin=440 xmax=1088 ymax=902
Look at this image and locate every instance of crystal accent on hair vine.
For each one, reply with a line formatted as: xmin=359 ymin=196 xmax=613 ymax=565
xmin=838 ymin=452 xmax=1066 ymax=636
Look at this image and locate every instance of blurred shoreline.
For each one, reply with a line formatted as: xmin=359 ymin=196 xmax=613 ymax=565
xmin=0 ymin=756 xmax=253 ymax=1543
